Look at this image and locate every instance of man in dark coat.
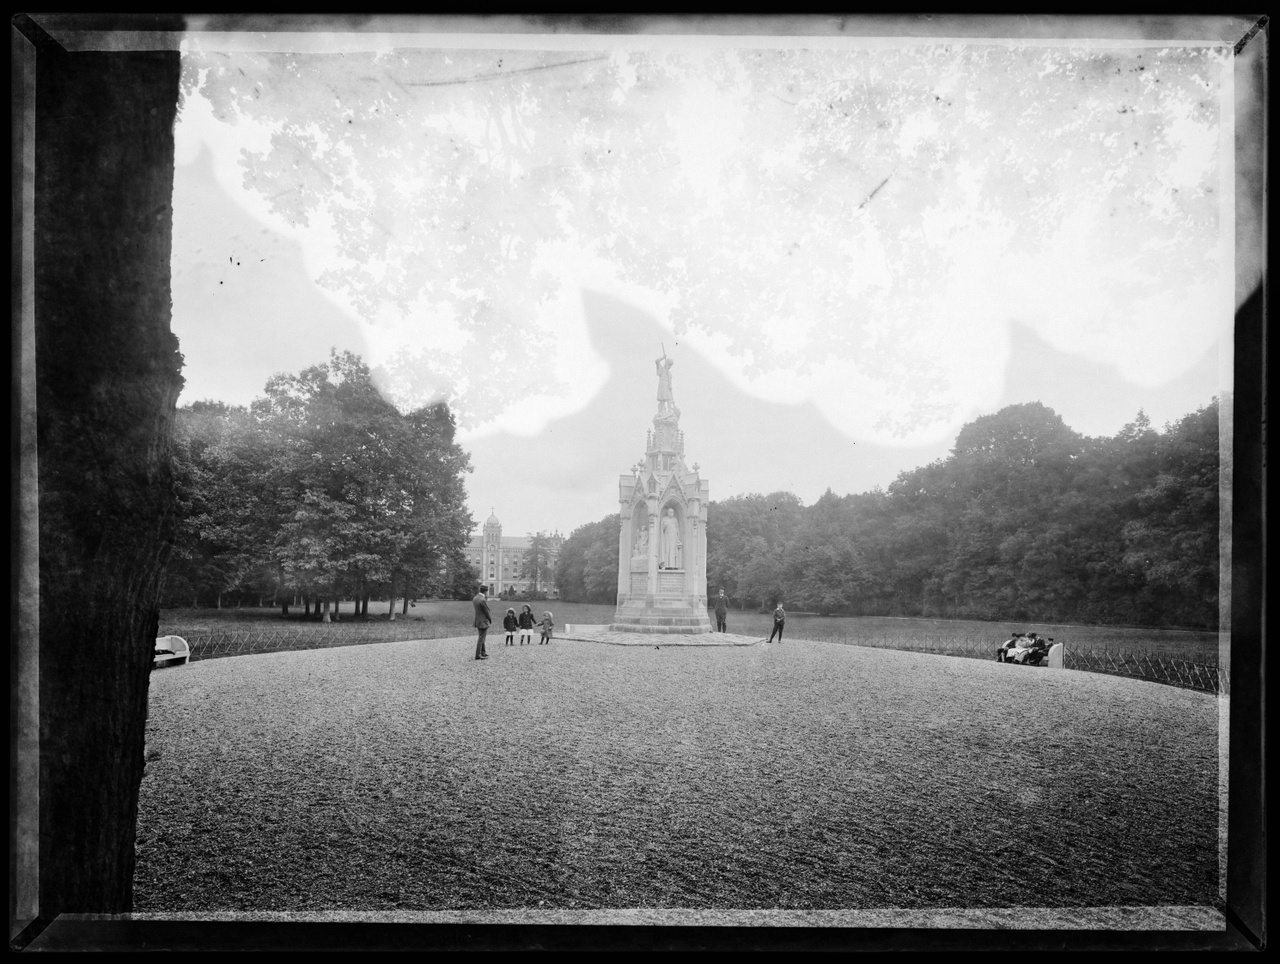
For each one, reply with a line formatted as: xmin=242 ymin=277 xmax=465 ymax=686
xmin=472 ymin=586 xmax=492 ymax=660
xmin=714 ymin=589 xmax=729 ymax=633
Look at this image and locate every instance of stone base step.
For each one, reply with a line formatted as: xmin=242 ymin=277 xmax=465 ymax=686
xmin=609 ymin=624 xmax=711 ymax=635
xmin=609 ymin=615 xmax=714 ymax=634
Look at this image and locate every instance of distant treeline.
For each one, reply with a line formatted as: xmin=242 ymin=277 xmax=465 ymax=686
xmin=557 ymin=400 xmax=1221 ymax=629
xmin=161 ymin=352 xmax=479 ymax=616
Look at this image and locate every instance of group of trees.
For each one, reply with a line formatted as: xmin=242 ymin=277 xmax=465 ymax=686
xmin=557 ymin=400 xmax=1222 ymax=629
xmin=166 ymin=375 xmax=1220 ymax=629
xmin=553 ymin=515 xmax=623 ymax=604
xmin=163 ymin=351 xmax=478 ymax=618
xmin=513 ymin=532 xmax=559 ymax=599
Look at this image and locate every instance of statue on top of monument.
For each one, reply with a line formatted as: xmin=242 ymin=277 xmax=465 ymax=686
xmin=655 ymin=346 xmax=676 ymax=415
xmin=660 ymin=507 xmax=683 ymax=569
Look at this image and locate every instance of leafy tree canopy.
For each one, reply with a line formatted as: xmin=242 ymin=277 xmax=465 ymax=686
xmin=568 ymin=398 xmax=1221 ymax=628
xmin=165 ymin=351 xmax=474 ymax=610
xmin=183 ymin=42 xmax=1225 ymax=438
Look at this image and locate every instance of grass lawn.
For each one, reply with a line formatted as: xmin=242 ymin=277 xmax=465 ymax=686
xmin=775 ymin=614 xmax=1221 ymax=661
xmin=162 ymin=603 xmax=1220 ymax=662
xmin=161 ymin=600 xmax=619 ymax=636
xmin=134 ymin=636 xmax=1219 ymax=912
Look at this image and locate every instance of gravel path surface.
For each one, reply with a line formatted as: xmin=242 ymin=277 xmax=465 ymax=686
xmin=135 ymin=636 xmax=1219 ymax=912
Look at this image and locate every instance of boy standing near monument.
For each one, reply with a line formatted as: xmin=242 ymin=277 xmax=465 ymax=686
xmin=714 ymin=589 xmax=729 ymax=632
xmin=767 ymin=602 xmax=786 ymax=643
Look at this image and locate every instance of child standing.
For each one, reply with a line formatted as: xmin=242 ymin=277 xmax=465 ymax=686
xmin=539 ymin=610 xmax=554 ymax=645
xmin=767 ymin=603 xmax=786 ymax=643
xmin=517 ymin=604 xmax=537 ymax=645
xmin=502 ymin=608 xmax=518 ymax=646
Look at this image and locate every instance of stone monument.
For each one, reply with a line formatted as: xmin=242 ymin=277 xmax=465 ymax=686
xmin=611 ymin=350 xmax=712 ymax=634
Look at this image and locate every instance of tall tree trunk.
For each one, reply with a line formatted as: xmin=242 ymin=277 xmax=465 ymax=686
xmin=25 ymin=22 xmax=184 ymax=916
xmin=402 ymin=595 xmax=410 ymax=615
xmin=387 ymin=576 xmax=396 ymax=621
xmin=362 ymin=594 xmax=369 ymax=616
xmin=321 ymin=598 xmax=330 ymax=623
xmin=304 ymin=595 xmax=311 ymax=618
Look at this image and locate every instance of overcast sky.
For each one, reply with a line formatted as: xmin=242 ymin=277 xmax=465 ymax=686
xmin=170 ymin=26 xmax=1232 ymax=539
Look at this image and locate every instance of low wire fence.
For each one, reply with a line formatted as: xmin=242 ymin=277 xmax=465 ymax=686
xmin=1062 ymin=649 xmax=1227 ymax=696
xmin=825 ymin=632 xmax=1227 ymax=696
xmin=165 ymin=623 xmax=471 ymax=663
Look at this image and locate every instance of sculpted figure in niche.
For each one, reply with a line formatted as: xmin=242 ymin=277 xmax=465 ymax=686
xmin=660 ymin=507 xmax=683 ymax=569
xmin=632 ymin=527 xmax=649 ymax=558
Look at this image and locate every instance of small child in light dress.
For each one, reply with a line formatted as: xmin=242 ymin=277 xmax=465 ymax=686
xmin=539 ymin=610 xmax=554 ymax=645
xmin=502 ymin=608 xmax=518 ymax=646
xmin=517 ymin=604 xmax=537 ymax=645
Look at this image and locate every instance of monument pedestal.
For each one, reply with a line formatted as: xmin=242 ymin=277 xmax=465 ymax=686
xmin=612 ymin=572 xmax=712 ymax=634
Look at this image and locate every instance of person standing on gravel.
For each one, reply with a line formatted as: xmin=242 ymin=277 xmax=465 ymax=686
xmin=517 ymin=604 xmax=538 ymax=645
xmin=767 ymin=602 xmax=786 ymax=643
xmin=472 ymin=586 xmax=492 ymax=660
xmin=714 ymin=589 xmax=730 ymax=633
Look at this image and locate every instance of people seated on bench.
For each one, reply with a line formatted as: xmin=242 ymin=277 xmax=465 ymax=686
xmin=1010 ymin=633 xmax=1051 ymax=665
xmin=1033 ymin=637 xmax=1055 ymax=665
xmin=997 ymin=632 xmax=1025 ymax=662
xmin=996 ymin=632 xmax=1046 ymax=663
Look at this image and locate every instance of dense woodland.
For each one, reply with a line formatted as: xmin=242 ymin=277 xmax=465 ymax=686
xmin=556 ymin=400 xmax=1222 ymax=629
xmin=162 ymin=351 xmax=479 ymax=617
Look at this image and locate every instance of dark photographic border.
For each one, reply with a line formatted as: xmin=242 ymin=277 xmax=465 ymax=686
xmin=10 ymin=12 xmax=1267 ymax=952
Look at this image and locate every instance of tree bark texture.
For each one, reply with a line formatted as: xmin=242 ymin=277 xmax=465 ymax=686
xmin=34 ymin=38 xmax=182 ymax=913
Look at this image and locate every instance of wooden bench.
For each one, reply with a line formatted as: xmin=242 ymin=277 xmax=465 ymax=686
xmin=153 ymin=635 xmax=190 ymax=668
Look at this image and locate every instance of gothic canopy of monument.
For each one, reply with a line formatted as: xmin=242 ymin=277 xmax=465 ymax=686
xmin=611 ymin=351 xmax=712 ymax=634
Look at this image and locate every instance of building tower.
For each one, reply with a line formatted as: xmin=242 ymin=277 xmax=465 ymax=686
xmin=611 ymin=350 xmax=712 ymax=633
xmin=482 ymin=509 xmax=501 ymax=594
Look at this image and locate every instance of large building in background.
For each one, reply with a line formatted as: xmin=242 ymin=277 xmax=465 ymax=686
xmin=465 ymin=510 xmax=564 ymax=598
